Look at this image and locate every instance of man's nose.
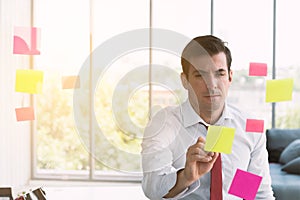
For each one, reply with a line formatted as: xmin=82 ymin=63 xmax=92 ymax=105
xmin=204 ymin=74 xmax=217 ymax=88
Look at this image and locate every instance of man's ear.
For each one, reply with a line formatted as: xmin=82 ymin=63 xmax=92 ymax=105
xmin=180 ymin=73 xmax=189 ymax=89
xmin=228 ymin=70 xmax=233 ymax=82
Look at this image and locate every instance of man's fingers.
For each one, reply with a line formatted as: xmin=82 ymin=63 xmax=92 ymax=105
xmin=210 ymin=152 xmax=219 ymax=163
xmin=187 ymin=147 xmax=215 ymax=163
xmin=197 ymin=136 xmax=205 ymax=143
xmin=190 ymin=153 xmax=213 ymax=162
xmin=195 ymin=137 xmax=214 ymax=156
xmin=189 ymin=147 xmax=201 ymax=155
xmin=187 ymin=137 xmax=218 ymax=163
xmin=207 ymin=152 xmax=214 ymax=157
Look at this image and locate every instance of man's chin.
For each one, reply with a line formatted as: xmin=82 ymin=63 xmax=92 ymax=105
xmin=202 ymin=101 xmax=223 ymax=111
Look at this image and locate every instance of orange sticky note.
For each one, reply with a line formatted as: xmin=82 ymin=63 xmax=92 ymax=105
xmin=246 ymin=119 xmax=264 ymax=133
xmin=15 ymin=69 xmax=44 ymax=94
xmin=266 ymin=78 xmax=294 ymax=102
xmin=62 ymin=76 xmax=80 ymax=89
xmin=15 ymin=107 xmax=35 ymax=121
xmin=13 ymin=26 xmax=41 ymax=55
xmin=249 ymin=62 xmax=267 ymax=76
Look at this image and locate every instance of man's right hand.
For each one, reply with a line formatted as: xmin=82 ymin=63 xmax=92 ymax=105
xmin=163 ymin=136 xmax=219 ymax=198
xmin=182 ymin=136 xmax=219 ymax=186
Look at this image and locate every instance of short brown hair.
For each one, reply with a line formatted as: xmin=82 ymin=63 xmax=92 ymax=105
xmin=181 ymin=35 xmax=232 ymax=76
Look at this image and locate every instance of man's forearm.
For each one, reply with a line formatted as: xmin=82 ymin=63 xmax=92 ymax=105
xmin=163 ymin=169 xmax=193 ymax=198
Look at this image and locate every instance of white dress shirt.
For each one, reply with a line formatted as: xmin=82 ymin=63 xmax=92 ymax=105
xmin=141 ymin=100 xmax=275 ymax=200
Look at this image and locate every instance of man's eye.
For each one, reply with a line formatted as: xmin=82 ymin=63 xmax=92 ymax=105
xmin=217 ymin=72 xmax=226 ymax=76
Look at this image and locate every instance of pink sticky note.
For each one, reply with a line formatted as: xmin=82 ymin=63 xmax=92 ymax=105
xmin=246 ymin=119 xmax=264 ymax=133
xmin=249 ymin=62 xmax=267 ymax=76
xmin=228 ymin=169 xmax=262 ymax=200
xmin=13 ymin=26 xmax=41 ymax=55
xmin=15 ymin=107 xmax=35 ymax=121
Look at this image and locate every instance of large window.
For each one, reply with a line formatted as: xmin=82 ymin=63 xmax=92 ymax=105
xmin=34 ymin=0 xmax=90 ymax=179
xmin=92 ymin=0 xmax=149 ymax=179
xmin=33 ymin=0 xmax=299 ymax=181
xmin=214 ymin=0 xmax=273 ymax=129
xmin=276 ymin=0 xmax=300 ymax=128
xmin=151 ymin=0 xmax=211 ymax=110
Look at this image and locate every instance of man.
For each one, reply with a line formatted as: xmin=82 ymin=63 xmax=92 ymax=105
xmin=141 ymin=35 xmax=275 ymax=199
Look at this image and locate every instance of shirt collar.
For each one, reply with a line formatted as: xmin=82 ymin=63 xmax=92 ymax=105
xmin=182 ymin=99 xmax=234 ymax=128
xmin=181 ymin=100 xmax=201 ymax=128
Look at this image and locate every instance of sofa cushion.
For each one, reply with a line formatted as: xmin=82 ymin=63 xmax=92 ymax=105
xmin=282 ymin=157 xmax=300 ymax=175
xmin=269 ymin=163 xmax=300 ymax=199
xmin=279 ymin=139 xmax=300 ymax=164
xmin=266 ymin=129 xmax=300 ymax=162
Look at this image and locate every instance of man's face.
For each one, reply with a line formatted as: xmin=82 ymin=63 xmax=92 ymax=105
xmin=181 ymin=52 xmax=232 ymax=115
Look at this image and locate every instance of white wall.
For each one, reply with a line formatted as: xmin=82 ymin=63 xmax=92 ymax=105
xmin=0 ymin=0 xmax=31 ymax=187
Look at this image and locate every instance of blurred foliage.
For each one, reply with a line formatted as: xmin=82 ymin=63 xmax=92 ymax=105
xmin=93 ymin=81 xmax=149 ymax=172
xmin=284 ymin=65 xmax=300 ymax=91
xmin=37 ymin=73 xmax=151 ymax=172
xmin=231 ymin=65 xmax=300 ymax=91
xmin=36 ymin=66 xmax=300 ymax=174
xmin=36 ymin=74 xmax=89 ymax=170
xmin=276 ymin=106 xmax=300 ymax=128
xmin=231 ymin=69 xmax=265 ymax=90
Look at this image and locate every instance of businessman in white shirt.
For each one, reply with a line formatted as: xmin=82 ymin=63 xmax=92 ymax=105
xmin=141 ymin=35 xmax=275 ymax=199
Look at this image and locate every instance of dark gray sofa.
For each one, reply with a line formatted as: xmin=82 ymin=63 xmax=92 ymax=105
xmin=266 ymin=128 xmax=300 ymax=200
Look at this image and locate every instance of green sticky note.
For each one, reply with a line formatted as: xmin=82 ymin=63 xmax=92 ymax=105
xmin=204 ymin=125 xmax=235 ymax=154
xmin=266 ymin=78 xmax=294 ymax=102
xmin=15 ymin=69 xmax=44 ymax=94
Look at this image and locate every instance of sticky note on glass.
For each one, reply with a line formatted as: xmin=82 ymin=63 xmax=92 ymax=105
xmin=62 ymin=76 xmax=80 ymax=89
xmin=15 ymin=69 xmax=44 ymax=94
xmin=246 ymin=119 xmax=264 ymax=133
xmin=204 ymin=126 xmax=235 ymax=154
xmin=266 ymin=78 xmax=294 ymax=102
xmin=249 ymin=62 xmax=267 ymax=76
xmin=228 ymin=169 xmax=262 ymax=200
xmin=13 ymin=26 xmax=41 ymax=55
xmin=15 ymin=107 xmax=35 ymax=121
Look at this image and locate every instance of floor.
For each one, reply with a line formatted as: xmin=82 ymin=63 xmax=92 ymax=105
xmin=43 ymin=185 xmax=148 ymax=200
xmin=13 ymin=183 xmax=148 ymax=200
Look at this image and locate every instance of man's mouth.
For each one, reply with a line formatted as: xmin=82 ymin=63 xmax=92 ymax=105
xmin=204 ymin=93 xmax=221 ymax=97
xmin=203 ymin=94 xmax=221 ymax=101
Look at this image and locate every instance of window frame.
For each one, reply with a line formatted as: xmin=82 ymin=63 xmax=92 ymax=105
xmin=32 ymin=0 xmax=286 ymax=182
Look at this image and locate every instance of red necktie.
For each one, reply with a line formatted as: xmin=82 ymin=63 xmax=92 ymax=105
xmin=210 ymin=154 xmax=222 ymax=200
xmin=200 ymin=122 xmax=223 ymax=200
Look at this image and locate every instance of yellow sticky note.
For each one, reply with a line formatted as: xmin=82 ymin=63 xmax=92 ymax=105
xmin=204 ymin=125 xmax=235 ymax=154
xmin=15 ymin=69 xmax=44 ymax=94
xmin=266 ymin=78 xmax=294 ymax=102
